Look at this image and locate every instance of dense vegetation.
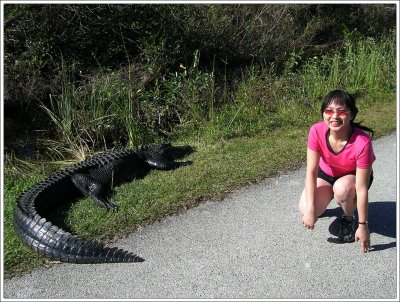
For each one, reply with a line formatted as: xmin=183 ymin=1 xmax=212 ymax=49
xmin=2 ymin=3 xmax=397 ymax=278
xmin=4 ymin=3 xmax=396 ymax=156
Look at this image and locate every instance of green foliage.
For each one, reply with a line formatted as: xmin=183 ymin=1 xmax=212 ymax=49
xmin=298 ymin=30 xmax=396 ymax=99
xmin=4 ymin=4 xmax=396 ymax=107
xmin=3 ymin=162 xmax=48 ymax=277
xmin=189 ymin=32 xmax=396 ymax=141
xmin=2 ymin=4 xmax=397 ymax=278
xmin=3 ymin=96 xmax=396 ymax=278
xmin=39 ymin=51 xmax=217 ymax=158
xmin=37 ymin=31 xmax=396 ymax=158
xmin=40 ymin=61 xmax=142 ymax=158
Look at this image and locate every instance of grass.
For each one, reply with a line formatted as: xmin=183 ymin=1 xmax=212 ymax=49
xmin=38 ymin=33 xmax=395 ymax=157
xmin=3 ymin=33 xmax=397 ymax=278
xmin=3 ymin=93 xmax=396 ymax=279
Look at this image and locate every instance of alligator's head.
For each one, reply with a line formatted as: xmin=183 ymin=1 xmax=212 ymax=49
xmin=138 ymin=143 xmax=195 ymax=162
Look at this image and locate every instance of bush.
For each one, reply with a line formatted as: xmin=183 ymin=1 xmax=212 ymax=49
xmin=4 ymin=3 xmax=396 ymax=105
xmin=3 ymin=3 xmax=396 ymax=156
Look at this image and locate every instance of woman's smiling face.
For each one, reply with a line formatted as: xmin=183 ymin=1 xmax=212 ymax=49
xmin=323 ymin=101 xmax=352 ymax=131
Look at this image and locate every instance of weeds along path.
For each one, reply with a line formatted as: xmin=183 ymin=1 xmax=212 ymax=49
xmin=3 ymin=133 xmax=397 ymax=300
xmin=3 ymin=96 xmax=396 ymax=279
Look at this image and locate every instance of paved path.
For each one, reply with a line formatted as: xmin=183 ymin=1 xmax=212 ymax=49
xmin=2 ymin=134 xmax=398 ymax=300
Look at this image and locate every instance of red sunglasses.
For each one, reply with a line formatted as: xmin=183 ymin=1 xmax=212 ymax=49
xmin=323 ymin=108 xmax=349 ymax=117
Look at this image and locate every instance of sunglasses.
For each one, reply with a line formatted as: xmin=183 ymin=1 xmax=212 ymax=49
xmin=323 ymin=108 xmax=349 ymax=117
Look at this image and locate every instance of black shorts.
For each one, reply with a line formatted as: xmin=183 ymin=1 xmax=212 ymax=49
xmin=317 ymin=167 xmax=374 ymax=189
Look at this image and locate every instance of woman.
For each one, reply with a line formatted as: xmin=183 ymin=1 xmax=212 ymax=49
xmin=298 ymin=90 xmax=375 ymax=254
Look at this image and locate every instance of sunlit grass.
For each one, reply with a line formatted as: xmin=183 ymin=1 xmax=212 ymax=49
xmin=3 ymin=95 xmax=395 ymax=278
xmin=3 ymin=33 xmax=396 ymax=278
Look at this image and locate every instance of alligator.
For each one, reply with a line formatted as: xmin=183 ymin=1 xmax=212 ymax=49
xmin=14 ymin=143 xmax=194 ymax=264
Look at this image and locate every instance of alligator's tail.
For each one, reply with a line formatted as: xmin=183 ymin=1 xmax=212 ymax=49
xmin=13 ymin=208 xmax=144 ymax=263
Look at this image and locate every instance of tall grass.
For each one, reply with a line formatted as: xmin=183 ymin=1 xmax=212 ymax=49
xmin=301 ymin=32 xmax=395 ymax=99
xmin=4 ymin=32 xmax=396 ymax=279
xmin=42 ymin=51 xmax=218 ymax=159
xmin=42 ymin=32 xmax=396 ymax=156
xmin=41 ymin=63 xmax=143 ymax=159
xmin=196 ymin=31 xmax=396 ymax=141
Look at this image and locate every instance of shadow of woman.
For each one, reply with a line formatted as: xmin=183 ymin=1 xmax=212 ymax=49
xmin=320 ymin=201 xmax=396 ymax=251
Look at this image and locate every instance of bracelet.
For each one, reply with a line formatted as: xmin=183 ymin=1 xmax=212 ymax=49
xmin=358 ymin=221 xmax=368 ymax=225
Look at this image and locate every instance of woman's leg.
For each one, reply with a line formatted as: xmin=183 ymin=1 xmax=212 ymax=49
xmin=333 ymin=174 xmax=357 ymax=242
xmin=333 ymin=174 xmax=357 ymax=216
xmin=299 ymin=178 xmax=334 ymax=217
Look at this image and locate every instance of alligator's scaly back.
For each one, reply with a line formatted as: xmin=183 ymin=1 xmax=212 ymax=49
xmin=14 ymin=144 xmax=194 ymax=264
xmin=14 ymin=149 xmax=146 ymax=263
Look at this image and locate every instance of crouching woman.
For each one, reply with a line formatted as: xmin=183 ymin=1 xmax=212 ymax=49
xmin=298 ymin=90 xmax=375 ymax=253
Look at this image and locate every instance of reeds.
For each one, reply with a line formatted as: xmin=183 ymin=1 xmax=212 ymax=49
xmin=42 ymin=32 xmax=396 ymax=157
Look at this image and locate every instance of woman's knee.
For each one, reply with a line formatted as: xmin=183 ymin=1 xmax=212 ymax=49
xmin=333 ymin=176 xmax=356 ymax=202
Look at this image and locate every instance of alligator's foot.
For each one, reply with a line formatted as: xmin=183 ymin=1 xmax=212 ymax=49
xmin=92 ymin=195 xmax=119 ymax=211
xmin=71 ymin=173 xmax=118 ymax=211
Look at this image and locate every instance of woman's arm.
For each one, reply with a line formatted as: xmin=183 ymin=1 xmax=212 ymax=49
xmin=355 ymin=166 xmax=373 ymax=253
xmin=302 ymin=148 xmax=320 ymax=229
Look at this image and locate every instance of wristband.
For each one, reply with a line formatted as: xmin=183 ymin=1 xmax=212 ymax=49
xmin=358 ymin=221 xmax=368 ymax=225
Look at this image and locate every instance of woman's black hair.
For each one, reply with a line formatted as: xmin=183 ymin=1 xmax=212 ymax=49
xmin=320 ymin=89 xmax=374 ymax=137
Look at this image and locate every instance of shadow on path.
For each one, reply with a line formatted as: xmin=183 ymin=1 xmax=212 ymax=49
xmin=320 ymin=201 xmax=396 ymax=251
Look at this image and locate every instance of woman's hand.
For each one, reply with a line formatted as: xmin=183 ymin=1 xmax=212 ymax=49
xmin=355 ymin=225 xmax=371 ymax=253
xmin=302 ymin=210 xmax=317 ymax=229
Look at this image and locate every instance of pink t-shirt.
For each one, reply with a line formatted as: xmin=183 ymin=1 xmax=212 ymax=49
xmin=307 ymin=122 xmax=376 ymax=177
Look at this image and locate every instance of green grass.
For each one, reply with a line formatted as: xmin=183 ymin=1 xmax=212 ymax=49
xmin=42 ymin=33 xmax=396 ymax=158
xmin=3 ymin=169 xmax=47 ymax=277
xmin=3 ymin=33 xmax=396 ymax=278
xmin=3 ymin=93 xmax=396 ymax=279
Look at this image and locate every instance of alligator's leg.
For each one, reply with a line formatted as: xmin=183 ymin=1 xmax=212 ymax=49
xmin=71 ymin=173 xmax=118 ymax=210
